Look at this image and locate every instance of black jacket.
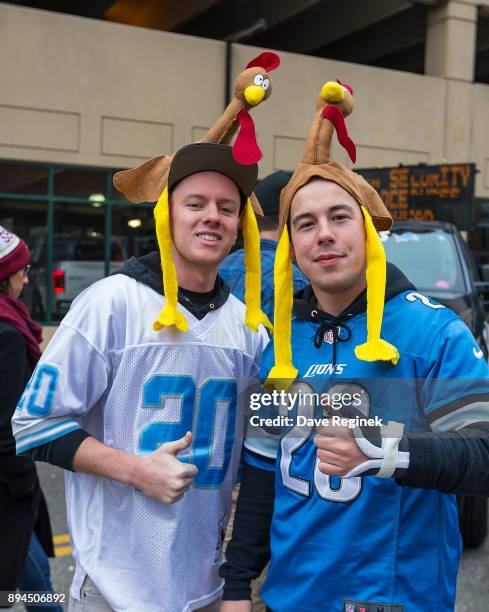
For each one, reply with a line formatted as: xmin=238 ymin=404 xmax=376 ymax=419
xmin=0 ymin=321 xmax=54 ymax=591
xmin=0 ymin=321 xmax=38 ymax=497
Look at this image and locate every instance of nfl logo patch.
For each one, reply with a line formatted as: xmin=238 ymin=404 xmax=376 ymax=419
xmin=324 ymin=329 xmax=335 ymax=344
xmin=345 ymin=604 xmax=355 ymax=612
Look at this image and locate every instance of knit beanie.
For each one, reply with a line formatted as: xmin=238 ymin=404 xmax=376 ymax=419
xmin=0 ymin=225 xmax=30 ymax=281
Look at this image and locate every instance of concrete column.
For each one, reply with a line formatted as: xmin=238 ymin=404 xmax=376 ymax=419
xmin=425 ymin=0 xmax=478 ymax=82
xmin=443 ymin=79 xmax=474 ymax=161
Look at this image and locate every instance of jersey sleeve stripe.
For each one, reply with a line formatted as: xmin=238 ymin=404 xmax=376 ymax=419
xmin=15 ymin=419 xmax=81 ymax=454
xmin=457 ymin=421 xmax=489 ymax=432
xmin=429 ymin=400 xmax=489 ymax=432
xmin=427 ymin=392 xmax=489 ymax=426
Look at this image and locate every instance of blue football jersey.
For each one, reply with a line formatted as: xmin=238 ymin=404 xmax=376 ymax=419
xmin=244 ymin=289 xmax=489 ymax=612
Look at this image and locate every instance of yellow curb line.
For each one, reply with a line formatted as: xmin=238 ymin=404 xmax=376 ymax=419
xmin=53 ymin=534 xmax=70 ymax=544
xmin=53 ymin=534 xmax=72 ymax=556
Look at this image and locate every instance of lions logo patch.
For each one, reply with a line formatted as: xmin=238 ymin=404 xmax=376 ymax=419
xmin=324 ymin=329 xmax=335 ymax=344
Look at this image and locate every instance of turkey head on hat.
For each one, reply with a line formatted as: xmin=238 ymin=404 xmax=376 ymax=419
xmin=113 ymin=51 xmax=280 ymax=212
xmin=279 ymin=79 xmax=392 ymax=232
xmin=112 ymin=52 xmax=280 ymax=336
xmin=267 ymin=79 xmax=399 ymax=386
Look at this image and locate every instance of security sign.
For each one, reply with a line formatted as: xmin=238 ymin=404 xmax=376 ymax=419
xmin=356 ymin=163 xmax=475 ymax=229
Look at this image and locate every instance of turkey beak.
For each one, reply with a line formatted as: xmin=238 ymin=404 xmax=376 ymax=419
xmin=244 ymin=85 xmax=265 ymax=106
xmin=321 ymin=81 xmax=345 ymax=103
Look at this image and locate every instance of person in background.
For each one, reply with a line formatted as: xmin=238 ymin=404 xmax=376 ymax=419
xmin=220 ymin=172 xmax=305 ymax=612
xmin=0 ymin=225 xmax=61 ymax=612
xmin=220 ymin=171 xmax=307 ymax=324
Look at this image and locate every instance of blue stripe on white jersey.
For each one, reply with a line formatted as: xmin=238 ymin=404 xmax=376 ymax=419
xmin=16 ymin=419 xmax=81 ymax=454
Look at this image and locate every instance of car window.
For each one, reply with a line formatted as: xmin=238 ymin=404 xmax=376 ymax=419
xmin=34 ymin=237 xmax=124 ymax=263
xmin=73 ymin=241 xmax=124 ymax=261
xmin=36 ymin=240 xmax=74 ymax=263
xmin=381 ymin=228 xmax=466 ymax=294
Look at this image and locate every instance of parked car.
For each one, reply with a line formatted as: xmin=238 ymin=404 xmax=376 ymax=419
xmin=24 ymin=235 xmax=126 ymax=320
xmin=381 ymin=220 xmax=489 ymax=547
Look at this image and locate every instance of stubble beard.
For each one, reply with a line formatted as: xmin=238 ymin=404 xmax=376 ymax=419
xmin=313 ymin=265 xmax=366 ymax=296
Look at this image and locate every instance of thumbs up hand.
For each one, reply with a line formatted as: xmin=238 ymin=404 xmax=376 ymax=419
xmin=135 ymin=431 xmax=198 ymax=503
xmin=314 ymin=424 xmax=368 ymax=477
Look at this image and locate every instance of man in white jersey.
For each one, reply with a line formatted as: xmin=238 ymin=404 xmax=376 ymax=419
xmin=12 ymin=143 xmax=268 ymax=612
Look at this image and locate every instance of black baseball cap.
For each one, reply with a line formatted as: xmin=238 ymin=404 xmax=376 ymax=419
xmin=168 ymin=142 xmax=258 ymax=198
xmin=254 ymin=170 xmax=292 ymax=216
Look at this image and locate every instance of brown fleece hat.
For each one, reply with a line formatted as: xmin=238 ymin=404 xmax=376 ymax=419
xmin=280 ymin=161 xmax=393 ymax=232
xmin=267 ymin=79 xmax=398 ymax=386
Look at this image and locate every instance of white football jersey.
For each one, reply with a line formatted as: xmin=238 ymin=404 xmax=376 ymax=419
xmin=12 ymin=274 xmax=268 ymax=612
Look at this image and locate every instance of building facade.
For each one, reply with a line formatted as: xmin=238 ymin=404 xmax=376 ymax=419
xmin=1 ymin=1 xmax=488 ymax=321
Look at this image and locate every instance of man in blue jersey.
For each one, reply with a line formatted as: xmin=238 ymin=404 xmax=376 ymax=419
xmin=219 ymin=80 xmax=489 ymax=612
